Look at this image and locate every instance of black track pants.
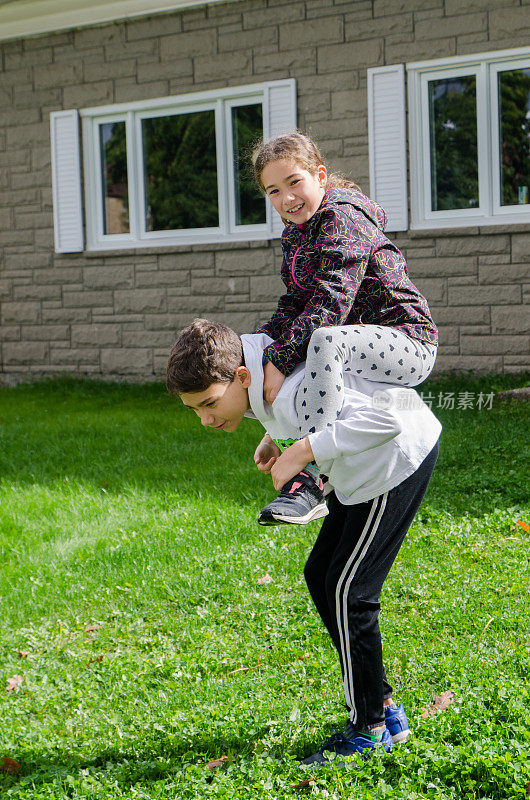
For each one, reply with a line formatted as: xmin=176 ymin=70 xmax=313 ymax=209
xmin=304 ymin=441 xmax=439 ymax=728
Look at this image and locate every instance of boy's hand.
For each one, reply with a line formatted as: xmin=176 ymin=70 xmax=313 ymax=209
xmin=263 ymin=361 xmax=285 ymax=405
xmin=270 ymin=438 xmax=314 ymax=491
xmin=254 ymin=434 xmax=281 ymax=474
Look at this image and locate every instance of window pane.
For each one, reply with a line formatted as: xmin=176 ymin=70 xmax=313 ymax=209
xmin=99 ymin=122 xmax=129 ymax=234
xmin=498 ymin=67 xmax=530 ymax=206
xmin=232 ymin=104 xmax=266 ymax=225
xmin=428 ymin=76 xmax=479 ymax=211
xmin=142 ymin=110 xmax=218 ymax=231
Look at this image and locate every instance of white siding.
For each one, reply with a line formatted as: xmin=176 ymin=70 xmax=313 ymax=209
xmin=367 ymin=65 xmax=408 ymax=232
xmin=50 ymin=110 xmax=84 ymax=253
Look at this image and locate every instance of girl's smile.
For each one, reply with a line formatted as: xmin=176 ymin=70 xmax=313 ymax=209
xmin=262 ymin=158 xmax=327 ymax=224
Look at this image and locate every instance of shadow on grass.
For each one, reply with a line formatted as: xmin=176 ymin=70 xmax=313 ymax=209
xmin=0 ymin=373 xmax=528 ymax=518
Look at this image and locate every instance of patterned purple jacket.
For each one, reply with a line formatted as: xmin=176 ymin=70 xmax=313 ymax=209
xmin=257 ymin=187 xmax=438 ymax=376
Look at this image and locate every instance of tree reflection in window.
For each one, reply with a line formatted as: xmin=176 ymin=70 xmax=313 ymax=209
xmin=428 ymin=76 xmax=478 ymax=211
xmin=142 ymin=110 xmax=218 ymax=231
xmin=99 ymin=122 xmax=129 ymax=234
xmin=499 ymin=68 xmax=530 ymax=206
xmin=232 ymin=104 xmax=266 ymax=226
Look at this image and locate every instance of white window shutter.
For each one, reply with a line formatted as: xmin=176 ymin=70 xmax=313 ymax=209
xmin=50 ymin=109 xmax=84 ymax=252
xmin=266 ymin=80 xmax=297 ymax=237
xmin=367 ymin=65 xmax=408 ymax=232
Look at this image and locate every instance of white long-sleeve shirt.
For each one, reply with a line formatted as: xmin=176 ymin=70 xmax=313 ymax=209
xmin=242 ymin=333 xmax=442 ymax=505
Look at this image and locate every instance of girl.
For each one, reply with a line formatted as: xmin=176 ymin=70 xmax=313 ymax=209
xmin=252 ymin=132 xmax=438 ymax=526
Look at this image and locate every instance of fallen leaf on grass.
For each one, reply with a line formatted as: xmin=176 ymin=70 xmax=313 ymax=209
xmin=84 ymin=624 xmax=104 ymax=633
xmin=6 ymin=675 xmax=23 ymax=693
xmin=17 ymin=651 xmax=29 ymax=659
xmin=420 ymin=690 xmax=455 ymax=718
xmin=1 ymin=757 xmax=21 ymax=775
xmin=517 ymin=520 xmax=529 ymax=532
xmin=226 ymin=665 xmax=260 ymax=676
xmin=87 ymin=655 xmax=104 ymax=664
xmin=525 ymin=781 xmax=530 ymax=797
xmin=257 ymin=573 xmax=273 ymax=585
xmin=290 ymin=778 xmax=314 ymax=789
xmin=205 ymin=756 xmax=228 ymax=770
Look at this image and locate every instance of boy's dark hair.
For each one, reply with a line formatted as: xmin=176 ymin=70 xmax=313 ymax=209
xmin=166 ymin=318 xmax=243 ymax=395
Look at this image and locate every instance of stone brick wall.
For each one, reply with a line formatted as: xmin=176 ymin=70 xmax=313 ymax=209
xmin=1 ymin=0 xmax=529 ymax=383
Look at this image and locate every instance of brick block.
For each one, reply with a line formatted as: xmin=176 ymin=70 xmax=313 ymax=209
xmin=511 ymin=234 xmax=530 ymax=261
xmin=385 ymin=38 xmax=456 ymax=63
xmin=215 ymin=248 xmax=274 ymax=276
xmin=34 ymin=267 xmax=83 ymax=285
xmin=101 ymin=348 xmax=153 ymax=374
xmin=0 ymin=326 xmax=21 ymax=341
xmin=317 ymin=40 xmax=383 ymax=74
xmin=254 ymin=48 xmax=316 ymax=76
xmin=42 ymin=307 xmax=91 ymax=324
xmin=478 ymin=263 xmax=530 ymax=284
xmin=280 ymin=17 xmax=343 ymax=50
xmin=3 ymin=341 xmax=49 ymax=366
xmin=191 ymin=276 xmax=248 ymax=296
xmin=63 ymin=291 xmax=113 ymax=308
xmin=34 ymin=62 xmax=83 ymax=89
xmin=87 ymin=59 xmax=136 ymax=83
xmin=14 ymin=211 xmax=53 ymax=229
xmin=415 ymin=12 xmax=486 ymax=40
xmin=4 ymin=252 xmax=52 ymax=270
xmin=374 ymin=0 xmax=442 ymax=13
xmin=63 ymin=81 xmax=114 ymax=108
xmin=194 ymin=52 xmax=251 ymax=83
xmin=137 ymin=58 xmax=193 ymax=83
xmin=412 ymin=277 xmax=446 ymax=305
xmin=436 ymin=235 xmax=510 ymax=257
xmin=345 ymin=13 xmax=413 ymax=40
xmin=408 ymin=256 xmax=477 ymax=278
xmin=50 ymin=348 xmax=99 ymax=366
xmin=434 ymin=354 xmax=503 ymax=373
xmin=83 ymin=265 xmax=134 ymax=290
xmin=160 ymin=29 xmax=217 ymax=61
xmin=21 ymin=324 xmax=69 ymax=340
xmin=491 ymin=305 xmax=530 ymax=335
xmin=74 ymin=22 xmax=125 ymax=48
xmin=209 ymin=311 xmax=260 ymax=334
xmin=105 ymin=39 xmax=158 ymax=61
xmin=243 ymin=5 xmax=304 ymax=28
xmin=438 ymin=326 xmax=459 ymax=346
xmin=114 ymin=289 xmax=167 ymax=314
xmin=489 ymin=7 xmax=530 ymax=39
xmin=249 ymin=274 xmax=285 ymax=303
xmin=461 ymin=335 xmax=529 ymax=355
xmin=71 ymin=324 xmax=121 ymax=346
xmin=2 ymin=301 xmax=41 ymax=324
xmin=126 ymin=14 xmax=182 ymax=40
xmin=159 ymin=251 xmax=213 ymax=270
xmin=13 ymin=284 xmax=61 ymax=302
xmin=448 ymin=285 xmax=521 ymax=306
xmin=136 ymin=270 xmax=190 ymax=288
xmin=122 ymin=330 xmax=171 ymax=348
xmin=114 ymin=79 xmax=169 ymax=103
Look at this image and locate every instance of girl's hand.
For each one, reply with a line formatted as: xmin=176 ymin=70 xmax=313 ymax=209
xmin=263 ymin=361 xmax=285 ymax=405
xmin=270 ymin=438 xmax=314 ymax=491
xmin=254 ymin=434 xmax=281 ymax=474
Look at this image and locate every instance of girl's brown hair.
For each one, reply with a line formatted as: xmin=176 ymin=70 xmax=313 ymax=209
xmin=252 ymin=131 xmax=359 ymax=193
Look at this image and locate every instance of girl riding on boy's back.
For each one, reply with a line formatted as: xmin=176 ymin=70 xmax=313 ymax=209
xmin=251 ymin=132 xmax=438 ymax=526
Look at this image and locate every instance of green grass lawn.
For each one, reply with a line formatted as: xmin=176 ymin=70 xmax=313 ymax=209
xmin=0 ymin=373 xmax=529 ymax=799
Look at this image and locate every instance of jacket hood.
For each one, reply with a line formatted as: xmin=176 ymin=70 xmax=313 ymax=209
xmin=318 ymin=186 xmax=388 ymax=231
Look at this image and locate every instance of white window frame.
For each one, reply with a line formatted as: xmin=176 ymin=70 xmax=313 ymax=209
xmin=408 ymin=46 xmax=530 ymax=230
xmin=80 ymin=80 xmax=294 ymax=250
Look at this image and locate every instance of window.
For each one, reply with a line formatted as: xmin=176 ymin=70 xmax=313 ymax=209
xmin=407 ymin=47 xmax=530 ymax=229
xmin=75 ymin=80 xmax=295 ymax=251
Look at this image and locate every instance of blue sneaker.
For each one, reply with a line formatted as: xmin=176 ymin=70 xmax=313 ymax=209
xmin=385 ymin=703 xmax=411 ymax=743
xmin=300 ymin=721 xmax=392 ymax=766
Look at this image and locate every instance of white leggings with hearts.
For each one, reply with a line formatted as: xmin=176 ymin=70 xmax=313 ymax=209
xmin=296 ymin=325 xmax=437 ymax=437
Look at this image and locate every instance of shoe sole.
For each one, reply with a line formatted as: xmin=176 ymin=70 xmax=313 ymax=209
xmin=269 ymin=502 xmax=329 ymax=525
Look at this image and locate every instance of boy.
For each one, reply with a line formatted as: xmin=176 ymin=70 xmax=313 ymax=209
xmin=166 ymin=318 xmax=441 ymax=765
